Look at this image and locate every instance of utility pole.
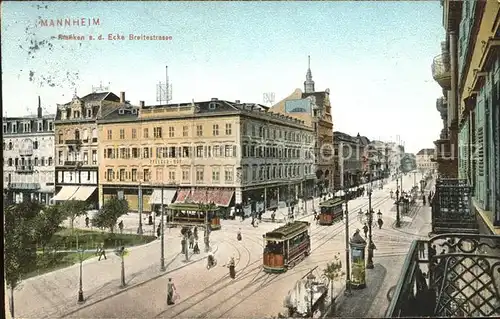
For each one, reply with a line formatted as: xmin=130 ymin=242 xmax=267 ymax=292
xmin=395 ymin=169 xmax=401 ymax=228
xmin=340 ymin=143 xmax=351 ymax=295
xmin=137 ymin=182 xmax=143 ymax=235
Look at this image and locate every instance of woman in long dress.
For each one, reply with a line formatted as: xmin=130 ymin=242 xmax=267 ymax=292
xmin=167 ymin=278 xmax=177 ymax=305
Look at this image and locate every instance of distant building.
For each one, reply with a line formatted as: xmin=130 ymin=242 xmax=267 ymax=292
xmin=333 ymin=131 xmax=362 ymax=189
xmin=2 ymin=97 xmax=55 ymax=204
xmin=271 ymin=56 xmax=334 ymax=195
xmin=416 ymin=148 xmax=436 ymax=173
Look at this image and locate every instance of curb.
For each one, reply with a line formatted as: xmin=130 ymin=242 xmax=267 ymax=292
xmin=54 ymin=244 xmax=219 ymax=319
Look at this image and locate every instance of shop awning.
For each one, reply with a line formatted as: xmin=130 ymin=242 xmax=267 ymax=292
xmin=175 ymin=189 xmax=191 ymax=203
xmin=149 ymin=189 xmax=176 ymax=205
xmin=51 ymin=186 xmax=80 ymax=202
xmin=189 ymin=188 xmax=234 ymax=207
xmin=69 ymin=186 xmax=96 ymax=201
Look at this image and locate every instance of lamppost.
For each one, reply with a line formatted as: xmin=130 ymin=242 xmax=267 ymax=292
xmin=365 ymin=180 xmax=376 ymax=269
xmin=199 ymin=201 xmax=213 ymax=253
xmin=137 ymin=181 xmax=143 ymax=235
xmin=77 ymin=248 xmax=85 ymax=303
xmin=160 ymin=185 xmax=166 ymax=271
xmin=343 ymin=185 xmax=351 ymax=296
xmin=395 ymin=176 xmax=401 ymax=228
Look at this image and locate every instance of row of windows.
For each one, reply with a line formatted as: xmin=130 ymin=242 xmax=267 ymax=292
xmin=104 ymin=167 xmax=235 ymax=184
xmin=3 ymin=121 xmax=54 ymax=134
xmin=103 ymin=145 xmax=238 ymax=160
xmin=241 ymin=164 xmax=313 ymax=182
xmin=60 ymin=107 xmax=94 ymax=120
xmin=241 ymin=145 xmax=312 ymax=159
xmin=5 ymin=157 xmax=54 ymax=167
xmin=57 ymin=150 xmax=98 ymax=165
xmin=4 ymin=140 xmax=41 ymax=151
xmin=57 ymin=128 xmax=98 ymax=143
xmin=242 ymin=122 xmax=313 ymax=144
xmin=106 ymin=123 xmax=234 ymax=140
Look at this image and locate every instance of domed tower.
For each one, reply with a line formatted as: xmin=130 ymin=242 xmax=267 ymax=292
xmin=304 ymin=55 xmax=315 ymax=93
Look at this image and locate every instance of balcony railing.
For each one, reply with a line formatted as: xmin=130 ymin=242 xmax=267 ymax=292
xmin=15 ymin=165 xmax=34 ymax=173
xmin=8 ymin=182 xmax=40 ymax=190
xmin=64 ymin=161 xmax=83 ymax=166
xmin=432 ymin=53 xmax=451 ymax=90
xmin=386 ymin=233 xmax=500 ymax=317
xmin=65 ymin=139 xmax=82 ymax=145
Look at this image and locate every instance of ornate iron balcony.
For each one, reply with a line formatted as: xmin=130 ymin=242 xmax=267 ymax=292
xmin=15 ymin=165 xmax=34 ymax=173
xmin=386 ymin=233 xmax=500 ymax=317
xmin=436 ymin=97 xmax=448 ymax=114
xmin=8 ymin=182 xmax=40 ymax=190
xmin=65 ymin=139 xmax=82 ymax=145
xmin=432 ymin=53 xmax=451 ymax=90
xmin=64 ymin=161 xmax=83 ymax=166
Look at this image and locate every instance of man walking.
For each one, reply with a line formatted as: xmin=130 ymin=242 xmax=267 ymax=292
xmin=167 ymin=278 xmax=177 ymax=305
xmin=363 ymin=223 xmax=369 ymax=238
xmin=98 ymin=243 xmax=107 ymax=261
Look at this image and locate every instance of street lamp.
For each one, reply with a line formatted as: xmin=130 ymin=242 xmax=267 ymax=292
xmin=137 ymin=181 xmax=143 ymax=235
xmin=160 ymin=186 xmax=166 ymax=271
xmin=395 ymin=176 xmax=401 ymax=228
xmin=77 ymin=248 xmax=85 ymax=303
xmin=343 ymin=185 xmax=351 ymax=296
xmin=365 ymin=181 xmax=376 ymax=269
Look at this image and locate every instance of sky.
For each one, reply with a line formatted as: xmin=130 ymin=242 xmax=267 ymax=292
xmin=1 ymin=1 xmax=445 ymax=153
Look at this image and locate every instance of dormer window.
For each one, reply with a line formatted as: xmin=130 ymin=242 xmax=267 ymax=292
xmin=3 ymin=124 xmax=7 ymax=134
xmin=74 ymin=111 xmax=81 ymax=118
xmin=87 ymin=109 xmax=92 ymax=118
xmin=49 ymin=122 xmax=53 ymax=131
xmin=61 ymin=110 xmax=67 ymax=120
xmin=38 ymin=122 xmax=43 ymax=132
xmin=118 ymin=109 xmax=125 ymax=115
xmin=131 ymin=109 xmax=138 ymax=114
xmin=209 ymin=102 xmax=217 ymax=110
xmin=12 ymin=123 xmax=17 ymax=133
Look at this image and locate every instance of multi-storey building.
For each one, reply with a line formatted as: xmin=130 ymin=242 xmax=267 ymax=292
xmin=333 ymin=131 xmax=362 ymax=189
xmin=51 ymin=91 xmax=123 ymax=208
xmin=385 ymin=141 xmax=404 ymax=176
xmin=97 ymin=98 xmax=315 ymax=213
xmin=271 ymin=57 xmax=334 ymax=195
xmin=2 ymin=98 xmax=55 ymax=204
xmin=416 ymin=148 xmax=436 ymax=173
xmin=433 ymin=0 xmax=500 ymax=234
xmin=355 ymin=133 xmax=370 ymax=182
xmin=367 ymin=140 xmax=388 ymax=180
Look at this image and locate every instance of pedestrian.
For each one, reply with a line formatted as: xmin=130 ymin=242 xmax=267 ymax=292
xmin=227 ymin=256 xmax=236 ymax=279
xmin=118 ymin=220 xmax=124 ymax=234
xmin=429 ymin=244 xmax=437 ymax=263
xmin=193 ymin=241 xmax=200 ymax=254
xmin=377 ymin=218 xmax=383 ymax=229
xmin=167 ymin=278 xmax=177 ymax=305
xmin=363 ymin=223 xmax=368 ymax=238
xmin=85 ymin=216 xmax=90 ymax=227
xmin=181 ymin=237 xmax=187 ymax=254
xmin=189 ymin=233 xmax=194 ymax=249
xmin=422 ymin=195 xmax=426 ymax=206
xmin=157 ymin=224 xmax=161 ymax=238
xmin=98 ymin=243 xmax=107 ymax=261
xmin=271 ymin=211 xmax=276 ymax=223
xmin=194 ymin=226 xmax=198 ymax=241
xmin=418 ymin=242 xmax=425 ymax=258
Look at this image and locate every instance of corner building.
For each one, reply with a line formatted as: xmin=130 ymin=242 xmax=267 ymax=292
xmin=271 ymin=57 xmax=334 ymax=195
xmin=97 ymin=98 xmax=315 ymax=213
xmin=2 ymin=98 xmax=55 ymax=204
xmin=52 ymin=91 xmax=124 ymax=208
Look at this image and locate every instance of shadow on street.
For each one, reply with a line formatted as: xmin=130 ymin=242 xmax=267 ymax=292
xmin=335 ymin=263 xmax=387 ymax=318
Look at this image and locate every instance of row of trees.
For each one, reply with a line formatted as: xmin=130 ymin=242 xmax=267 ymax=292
xmin=4 ymin=196 xmax=129 ymax=318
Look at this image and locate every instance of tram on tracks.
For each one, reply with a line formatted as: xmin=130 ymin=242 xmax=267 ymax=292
xmin=318 ymin=197 xmax=344 ymax=225
xmin=262 ymin=221 xmax=311 ymax=273
xmin=166 ymin=203 xmax=222 ymax=230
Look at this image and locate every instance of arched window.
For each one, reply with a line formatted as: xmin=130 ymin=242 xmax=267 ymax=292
xmin=8 ymin=142 xmax=12 ymax=150
xmin=75 ymin=130 xmax=80 ymax=140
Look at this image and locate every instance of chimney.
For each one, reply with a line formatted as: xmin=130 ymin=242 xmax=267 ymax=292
xmin=140 ymin=101 xmax=145 ymax=108
xmin=211 ymin=98 xmax=218 ymax=101
xmin=120 ymin=92 xmax=125 ymax=103
xmin=235 ymin=100 xmax=240 ymax=104
xmin=37 ymin=96 xmax=42 ymax=118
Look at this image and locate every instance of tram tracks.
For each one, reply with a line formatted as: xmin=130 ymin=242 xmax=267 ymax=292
xmin=155 ymin=232 xmax=263 ymax=318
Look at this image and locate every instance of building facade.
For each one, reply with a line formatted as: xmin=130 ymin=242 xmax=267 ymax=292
xmin=333 ymin=131 xmax=362 ymax=190
xmin=52 ymin=91 xmax=123 ymax=208
xmin=434 ymin=0 xmax=500 ymax=233
xmin=97 ymin=98 xmax=316 ymax=214
xmin=2 ymin=98 xmax=55 ymax=204
xmin=271 ymin=57 xmax=334 ymax=195
xmin=416 ymin=148 xmax=436 ymax=173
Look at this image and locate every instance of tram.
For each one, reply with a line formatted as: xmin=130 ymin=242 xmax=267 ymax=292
xmin=262 ymin=221 xmax=311 ymax=273
xmin=166 ymin=203 xmax=221 ymax=230
xmin=318 ymin=198 xmax=344 ymax=225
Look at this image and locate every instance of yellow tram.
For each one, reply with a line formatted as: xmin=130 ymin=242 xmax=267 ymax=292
xmin=263 ymin=221 xmax=311 ymax=273
xmin=318 ymin=198 xmax=344 ymax=225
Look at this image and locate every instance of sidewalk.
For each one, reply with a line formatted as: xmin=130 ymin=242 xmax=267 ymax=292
xmin=14 ymin=232 xmax=218 ymax=319
xmin=330 ymin=178 xmax=433 ymax=318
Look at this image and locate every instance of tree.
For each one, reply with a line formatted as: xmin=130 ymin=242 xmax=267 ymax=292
xmin=92 ymin=196 xmax=129 ymax=233
xmin=33 ymin=205 xmax=66 ymax=253
xmin=61 ymin=200 xmax=88 ymax=229
xmin=4 ymin=201 xmax=41 ymax=318
xmin=323 ymin=252 xmax=345 ymax=314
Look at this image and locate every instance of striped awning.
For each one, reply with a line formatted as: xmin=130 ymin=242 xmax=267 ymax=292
xmin=149 ymin=189 xmax=176 ymax=205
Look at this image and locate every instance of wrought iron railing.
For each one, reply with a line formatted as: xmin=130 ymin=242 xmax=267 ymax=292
xmin=386 ymin=233 xmax=500 ymax=317
xmin=432 ymin=53 xmax=451 ymax=82
xmin=8 ymin=182 xmax=41 ymax=190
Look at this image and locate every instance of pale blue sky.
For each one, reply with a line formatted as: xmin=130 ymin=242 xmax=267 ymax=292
xmin=1 ymin=1 xmax=445 ymax=153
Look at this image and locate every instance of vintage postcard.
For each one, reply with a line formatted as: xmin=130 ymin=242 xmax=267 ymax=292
xmin=2 ymin=1 xmax=500 ymax=318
